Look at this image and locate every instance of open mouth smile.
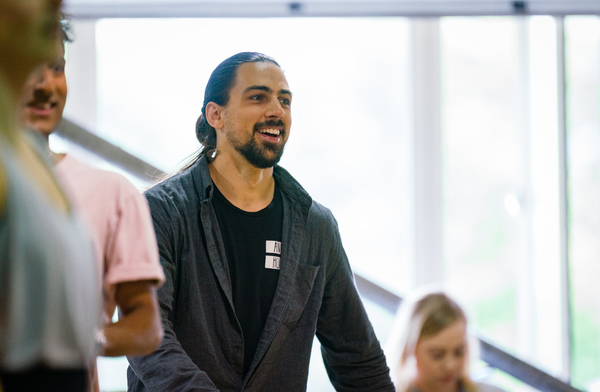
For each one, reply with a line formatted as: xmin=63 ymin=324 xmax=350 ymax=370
xmin=28 ymin=102 xmax=57 ymax=116
xmin=254 ymin=119 xmax=285 ymax=143
xmin=258 ymin=128 xmax=281 ymax=136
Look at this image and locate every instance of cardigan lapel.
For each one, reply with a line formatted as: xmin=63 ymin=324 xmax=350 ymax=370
xmin=244 ymin=177 xmax=311 ymax=382
xmin=193 ymin=157 xmax=236 ymax=313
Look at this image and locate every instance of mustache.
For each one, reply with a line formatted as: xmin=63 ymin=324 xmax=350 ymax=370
xmin=254 ymin=120 xmax=285 ymax=132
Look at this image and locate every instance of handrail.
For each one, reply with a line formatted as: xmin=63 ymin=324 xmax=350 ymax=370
xmin=56 ymin=119 xmax=166 ymax=182
xmin=478 ymin=337 xmax=582 ymax=392
xmin=58 ymin=117 xmax=584 ymax=392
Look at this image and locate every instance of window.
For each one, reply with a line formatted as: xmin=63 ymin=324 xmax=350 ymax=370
xmin=441 ymin=15 xmax=570 ymax=389
xmin=565 ymin=15 xmax=600 ymax=390
xmin=60 ymin=13 xmax=599 ymax=392
xmin=64 ymin=17 xmax=412 ymax=391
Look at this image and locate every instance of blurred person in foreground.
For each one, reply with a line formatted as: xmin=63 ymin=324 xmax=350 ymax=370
xmin=127 ymin=51 xmax=394 ymax=391
xmin=386 ymin=288 xmax=507 ymax=392
xmin=0 ymin=0 xmax=100 ymax=391
xmin=17 ymin=14 xmax=166 ymax=392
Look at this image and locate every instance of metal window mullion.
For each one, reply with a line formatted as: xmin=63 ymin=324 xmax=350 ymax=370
xmin=555 ymin=15 xmax=572 ymax=382
xmin=63 ymin=1 xmax=600 ymax=19
xmin=410 ymin=18 xmax=444 ymax=288
xmin=515 ymin=15 xmax=538 ymax=364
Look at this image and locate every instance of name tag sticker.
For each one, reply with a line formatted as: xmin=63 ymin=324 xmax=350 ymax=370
xmin=266 ymin=240 xmax=282 ymax=255
xmin=265 ymin=255 xmax=281 ymax=270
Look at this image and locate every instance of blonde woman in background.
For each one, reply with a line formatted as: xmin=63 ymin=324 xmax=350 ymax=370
xmin=0 ymin=0 xmax=100 ymax=390
xmin=386 ymin=288 xmax=506 ymax=392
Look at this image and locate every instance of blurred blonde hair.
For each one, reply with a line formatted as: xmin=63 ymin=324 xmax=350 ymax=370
xmin=385 ymin=286 xmax=478 ymax=392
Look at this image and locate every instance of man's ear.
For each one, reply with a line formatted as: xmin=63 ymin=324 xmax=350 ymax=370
xmin=205 ymin=102 xmax=224 ymax=130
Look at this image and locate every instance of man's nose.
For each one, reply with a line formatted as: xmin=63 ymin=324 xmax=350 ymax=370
xmin=266 ymin=98 xmax=285 ymax=119
xmin=443 ymin=356 xmax=461 ymax=372
xmin=34 ymin=67 xmax=53 ymax=91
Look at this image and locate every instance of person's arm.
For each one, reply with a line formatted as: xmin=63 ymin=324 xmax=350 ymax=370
xmin=126 ymin=192 xmax=220 ymax=392
xmin=99 ymin=280 xmax=162 ymax=357
xmin=315 ymin=211 xmax=395 ymax=392
xmin=95 ymin=176 xmax=165 ymax=357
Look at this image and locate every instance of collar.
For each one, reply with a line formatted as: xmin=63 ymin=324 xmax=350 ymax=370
xmin=190 ymin=154 xmax=313 ymax=211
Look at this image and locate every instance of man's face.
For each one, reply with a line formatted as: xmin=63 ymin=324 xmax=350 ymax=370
xmin=19 ymin=43 xmax=67 ymax=137
xmin=218 ymin=61 xmax=292 ymax=169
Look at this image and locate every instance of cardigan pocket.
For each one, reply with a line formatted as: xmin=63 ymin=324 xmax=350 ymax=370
xmin=281 ymin=263 xmax=321 ymax=330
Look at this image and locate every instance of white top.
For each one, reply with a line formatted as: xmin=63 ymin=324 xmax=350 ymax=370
xmin=0 ymin=140 xmax=100 ymax=370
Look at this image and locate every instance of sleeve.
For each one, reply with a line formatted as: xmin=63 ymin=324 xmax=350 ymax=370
xmin=103 ymin=177 xmax=165 ymax=291
xmin=314 ymin=212 xmax=395 ymax=392
xmin=126 ymin=193 xmax=220 ymax=392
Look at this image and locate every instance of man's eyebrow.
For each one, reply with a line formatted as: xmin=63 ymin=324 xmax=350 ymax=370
xmin=244 ymin=85 xmax=293 ymax=97
xmin=244 ymin=85 xmax=271 ymax=94
xmin=280 ymin=88 xmax=293 ymax=97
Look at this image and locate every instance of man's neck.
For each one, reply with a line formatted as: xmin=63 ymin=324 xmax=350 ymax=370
xmin=28 ymin=130 xmax=65 ymax=164
xmin=208 ymin=153 xmax=275 ymax=212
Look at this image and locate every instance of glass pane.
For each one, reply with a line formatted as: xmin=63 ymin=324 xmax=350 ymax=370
xmin=442 ymin=15 xmax=569 ymax=383
xmin=565 ymin=15 xmax=600 ymax=391
xmin=441 ymin=16 xmax=522 ymax=354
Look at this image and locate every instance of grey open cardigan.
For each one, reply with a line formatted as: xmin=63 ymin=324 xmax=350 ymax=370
xmin=127 ymin=155 xmax=394 ymax=391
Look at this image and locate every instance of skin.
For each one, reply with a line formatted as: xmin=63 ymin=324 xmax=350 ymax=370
xmin=17 ymin=27 xmax=163 ymax=365
xmin=206 ymin=61 xmax=292 ymax=212
xmin=0 ymin=0 xmax=66 ymax=216
xmin=412 ymin=320 xmax=468 ymax=392
xmin=19 ymin=44 xmax=68 ymax=138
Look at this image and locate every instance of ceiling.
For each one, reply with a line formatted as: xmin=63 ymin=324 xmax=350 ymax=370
xmin=62 ymin=0 xmax=600 ymax=19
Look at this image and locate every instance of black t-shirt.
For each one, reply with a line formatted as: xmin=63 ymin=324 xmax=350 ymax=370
xmin=212 ymin=182 xmax=282 ymax=377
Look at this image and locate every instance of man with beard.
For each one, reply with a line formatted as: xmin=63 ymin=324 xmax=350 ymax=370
xmin=127 ymin=52 xmax=394 ymax=392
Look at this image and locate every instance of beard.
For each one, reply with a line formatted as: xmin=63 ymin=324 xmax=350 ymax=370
xmin=237 ymin=138 xmax=285 ymax=168
xmin=229 ymin=120 xmax=287 ymax=168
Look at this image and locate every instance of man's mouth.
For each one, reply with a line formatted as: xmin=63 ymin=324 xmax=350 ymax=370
xmin=258 ymin=128 xmax=281 ymax=136
xmin=254 ymin=120 xmax=285 ymax=140
xmin=28 ymin=102 xmax=57 ymax=116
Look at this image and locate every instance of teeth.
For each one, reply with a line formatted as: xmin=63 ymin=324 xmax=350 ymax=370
xmin=31 ymin=103 xmax=52 ymax=110
xmin=260 ymin=128 xmax=280 ymax=136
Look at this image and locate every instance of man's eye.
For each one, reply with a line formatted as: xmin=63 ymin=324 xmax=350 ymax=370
xmin=279 ymin=98 xmax=291 ymax=107
xmin=50 ymin=63 xmax=65 ymax=73
xmin=250 ymin=95 xmax=263 ymax=101
xmin=430 ymin=351 xmax=445 ymax=360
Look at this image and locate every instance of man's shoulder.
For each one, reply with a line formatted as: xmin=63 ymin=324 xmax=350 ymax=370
xmin=273 ymin=165 xmax=336 ymax=225
xmin=145 ymin=167 xmax=196 ymax=196
xmin=274 ymin=165 xmax=311 ymax=206
xmin=56 ymin=154 xmax=141 ymax=196
xmin=143 ymin=166 xmax=205 ymax=218
xmin=307 ymin=198 xmax=334 ymax=221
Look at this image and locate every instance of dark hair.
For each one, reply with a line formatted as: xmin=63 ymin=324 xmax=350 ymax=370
xmin=179 ymin=52 xmax=280 ymax=172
